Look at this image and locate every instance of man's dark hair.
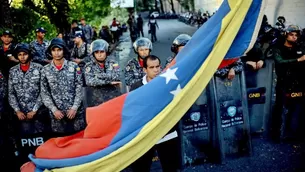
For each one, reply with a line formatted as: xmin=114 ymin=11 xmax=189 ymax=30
xmin=72 ymin=20 xmax=78 ymax=24
xmin=143 ymin=55 xmax=161 ymax=68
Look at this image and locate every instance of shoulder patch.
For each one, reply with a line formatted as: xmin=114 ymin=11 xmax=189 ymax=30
xmin=69 ymin=66 xmax=75 ymax=72
xmin=126 ymin=65 xmax=130 ymax=71
xmin=112 ymin=63 xmax=119 ymax=69
xmin=76 ymin=66 xmax=82 ymax=74
xmin=85 ymin=66 xmax=91 ymax=73
xmin=33 ymin=69 xmax=40 ymax=75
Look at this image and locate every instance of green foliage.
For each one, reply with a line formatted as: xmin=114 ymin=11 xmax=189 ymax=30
xmin=69 ymin=0 xmax=111 ymax=22
xmin=0 ymin=6 xmax=57 ymax=43
xmin=69 ymin=0 xmax=129 ymax=31
xmin=98 ymin=8 xmax=129 ymax=29
xmin=5 ymin=0 xmax=129 ymax=42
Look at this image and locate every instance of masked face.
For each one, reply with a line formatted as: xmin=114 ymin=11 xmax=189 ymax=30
xmin=51 ymin=47 xmax=64 ymax=60
xmin=138 ymin=47 xmax=150 ymax=59
xmin=94 ymin=50 xmax=107 ymax=63
xmin=17 ymin=51 xmax=30 ymax=64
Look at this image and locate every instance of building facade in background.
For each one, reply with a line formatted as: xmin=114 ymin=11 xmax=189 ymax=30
xmin=194 ymin=0 xmax=223 ymax=14
xmin=161 ymin=0 xmax=187 ymax=13
xmin=194 ymin=0 xmax=305 ymax=28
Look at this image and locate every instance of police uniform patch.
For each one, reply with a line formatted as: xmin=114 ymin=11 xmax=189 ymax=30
xmin=113 ymin=63 xmax=119 ymax=69
xmin=33 ymin=69 xmax=39 ymax=75
xmin=86 ymin=66 xmax=91 ymax=73
xmin=126 ymin=66 xmax=130 ymax=71
xmin=69 ymin=67 xmax=75 ymax=72
xmin=76 ymin=67 xmax=81 ymax=74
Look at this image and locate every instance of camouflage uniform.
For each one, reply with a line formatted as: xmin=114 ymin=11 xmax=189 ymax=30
xmin=40 ymin=59 xmax=86 ymax=134
xmin=8 ymin=63 xmax=46 ymax=134
xmin=0 ymin=71 xmax=6 ymax=113
xmin=0 ymin=43 xmax=17 ymax=78
xmin=81 ymin=25 xmax=93 ymax=43
xmin=29 ymin=40 xmax=49 ymax=66
xmin=0 ymin=71 xmax=17 ymax=172
xmin=165 ymin=56 xmax=174 ymax=67
xmin=70 ymin=42 xmax=92 ymax=68
xmin=124 ymin=58 xmax=146 ymax=86
xmin=215 ymin=59 xmax=243 ymax=77
xmin=84 ymin=59 xmax=121 ymax=107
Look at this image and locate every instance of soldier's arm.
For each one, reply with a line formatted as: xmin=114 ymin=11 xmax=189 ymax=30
xmin=110 ymin=61 xmax=120 ymax=81
xmin=8 ymin=72 xmax=20 ymax=112
xmin=30 ymin=42 xmax=44 ymax=64
xmin=82 ymin=44 xmax=92 ymax=64
xmin=124 ymin=63 xmax=137 ymax=86
xmin=230 ymin=59 xmax=243 ymax=74
xmin=40 ymin=71 xmax=58 ymax=113
xmin=85 ymin=66 xmax=112 ymax=87
xmin=70 ymin=48 xmax=77 ymax=61
xmin=0 ymin=74 xmax=7 ymax=101
xmin=215 ymin=67 xmax=229 ymax=77
xmin=33 ymin=76 xmax=43 ymax=112
xmin=32 ymin=94 xmax=42 ymax=112
xmin=72 ymin=67 xmax=83 ymax=110
xmin=273 ymin=48 xmax=297 ymax=64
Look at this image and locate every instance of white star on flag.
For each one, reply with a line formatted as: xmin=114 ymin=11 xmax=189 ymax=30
xmin=160 ymin=67 xmax=178 ymax=84
xmin=170 ymin=84 xmax=182 ymax=97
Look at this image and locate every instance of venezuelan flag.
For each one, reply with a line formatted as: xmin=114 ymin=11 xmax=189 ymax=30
xmin=21 ymin=0 xmax=266 ymax=171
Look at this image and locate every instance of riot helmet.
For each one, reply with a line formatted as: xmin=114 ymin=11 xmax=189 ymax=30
xmin=171 ymin=34 xmax=191 ymax=54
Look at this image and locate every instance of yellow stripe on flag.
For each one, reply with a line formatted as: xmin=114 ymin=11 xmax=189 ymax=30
xmin=47 ymin=0 xmax=265 ymax=171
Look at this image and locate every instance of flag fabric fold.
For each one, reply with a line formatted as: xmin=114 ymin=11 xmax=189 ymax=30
xmin=21 ymin=0 xmax=266 ymax=171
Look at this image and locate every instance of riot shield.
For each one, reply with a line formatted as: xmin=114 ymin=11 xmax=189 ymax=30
xmin=83 ymin=85 xmax=122 ymax=108
xmin=179 ymin=81 xmax=219 ymax=168
xmin=245 ymin=59 xmax=275 ymax=135
xmin=213 ymin=72 xmax=252 ymax=162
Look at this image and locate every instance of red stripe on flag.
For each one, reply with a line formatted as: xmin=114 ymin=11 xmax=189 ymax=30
xmin=35 ymin=94 xmax=127 ymax=159
xmin=21 ymin=162 xmax=36 ymax=172
xmin=218 ymin=58 xmax=239 ymax=69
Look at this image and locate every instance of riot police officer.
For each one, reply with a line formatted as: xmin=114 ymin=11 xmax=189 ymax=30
xmin=0 ymin=69 xmax=18 ymax=171
xmin=70 ymin=33 xmax=91 ymax=69
xmin=40 ymin=38 xmax=86 ymax=136
xmin=9 ymin=43 xmax=47 ymax=134
xmin=0 ymin=30 xmax=18 ymax=78
xmin=125 ymin=37 xmax=153 ymax=87
xmin=165 ymin=34 xmax=192 ymax=67
xmin=8 ymin=43 xmax=50 ymax=164
xmin=272 ymin=25 xmax=305 ymax=141
xmin=84 ymin=39 xmax=121 ymax=107
xmin=30 ymin=27 xmax=50 ymax=66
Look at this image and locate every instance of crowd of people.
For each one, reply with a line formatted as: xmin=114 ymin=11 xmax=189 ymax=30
xmin=0 ymin=12 xmax=305 ymax=171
